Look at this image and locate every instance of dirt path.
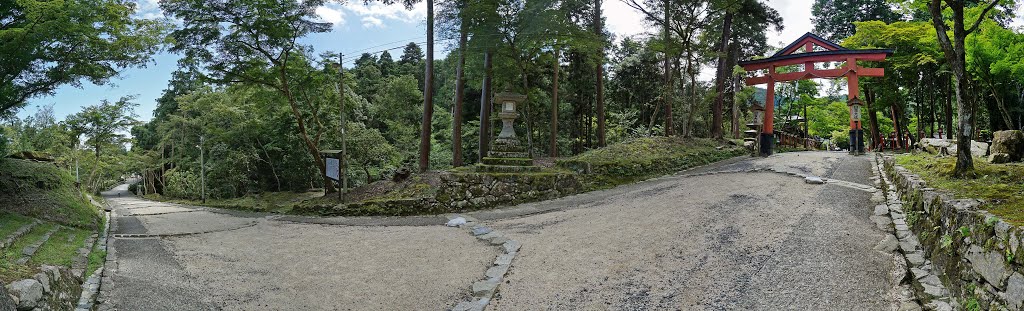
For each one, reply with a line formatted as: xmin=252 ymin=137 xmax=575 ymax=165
xmin=98 ymin=151 xmax=897 ymax=310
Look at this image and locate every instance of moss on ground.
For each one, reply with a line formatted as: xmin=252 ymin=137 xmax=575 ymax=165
xmin=146 ymin=190 xmax=325 ymax=214
xmin=557 ymin=137 xmax=746 ymax=191
xmin=0 ymin=212 xmax=34 ymax=241
xmin=1 ymin=223 xmax=55 ymax=283
xmin=0 ymin=158 xmax=101 ymax=229
xmin=896 ymin=153 xmax=1024 ymax=225
xmin=31 ymin=227 xmax=90 ymax=267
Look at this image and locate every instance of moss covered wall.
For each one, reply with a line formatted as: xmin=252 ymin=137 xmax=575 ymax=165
xmin=884 ymin=156 xmax=1024 ymax=310
xmin=435 ymin=172 xmax=581 ymax=210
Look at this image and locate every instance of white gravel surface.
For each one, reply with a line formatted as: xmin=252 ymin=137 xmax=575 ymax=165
xmin=101 ymin=152 xmax=896 ymax=310
xmin=485 ymin=152 xmax=894 ymax=310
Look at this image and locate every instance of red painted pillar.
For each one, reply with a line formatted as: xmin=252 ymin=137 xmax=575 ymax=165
xmin=847 ymin=57 xmax=864 ymax=154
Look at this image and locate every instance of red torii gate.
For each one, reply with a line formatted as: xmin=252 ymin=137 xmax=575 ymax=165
xmin=738 ymin=33 xmax=892 ymax=156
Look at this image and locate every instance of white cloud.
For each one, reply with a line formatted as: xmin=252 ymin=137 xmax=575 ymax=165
xmin=316 ymin=6 xmax=346 ymax=25
xmin=362 ymin=16 xmax=385 ymax=28
xmin=343 ymin=1 xmax=426 ymax=28
xmin=764 ymin=0 xmax=814 ymax=49
xmin=603 ymin=0 xmax=651 ymax=41
xmin=135 ymin=0 xmax=164 ymax=20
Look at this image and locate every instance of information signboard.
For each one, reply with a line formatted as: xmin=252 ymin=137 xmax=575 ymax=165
xmin=326 ymin=157 xmax=340 ymax=181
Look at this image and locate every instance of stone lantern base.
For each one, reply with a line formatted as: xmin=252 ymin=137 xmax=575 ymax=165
xmin=477 ymin=137 xmax=540 ymax=173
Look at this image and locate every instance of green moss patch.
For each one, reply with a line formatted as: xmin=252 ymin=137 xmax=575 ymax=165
xmin=896 ymin=153 xmax=1024 ymax=225
xmin=0 ymin=212 xmax=34 ymax=241
xmin=0 ymin=158 xmax=101 ymax=229
xmin=557 ymin=137 xmax=746 ymax=191
xmin=31 ymin=227 xmax=91 ymax=267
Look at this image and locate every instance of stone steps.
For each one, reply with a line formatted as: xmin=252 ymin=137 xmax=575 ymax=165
xmin=481 ymin=157 xmax=533 ymax=166
xmin=1 ymin=219 xmax=41 ymax=250
xmin=16 ymin=225 xmax=62 ymax=265
xmin=71 ymin=233 xmax=98 ymax=278
xmin=475 ymin=164 xmax=542 ymax=173
xmin=487 ymin=151 xmax=529 ymax=158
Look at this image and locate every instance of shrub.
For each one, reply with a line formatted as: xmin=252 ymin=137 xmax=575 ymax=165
xmin=164 ymin=169 xmax=202 ymax=200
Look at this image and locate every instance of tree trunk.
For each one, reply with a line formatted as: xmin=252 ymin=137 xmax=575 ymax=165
xmin=927 ymin=0 xmax=996 ymax=176
xmin=728 ymin=41 xmax=740 ymax=139
xmin=711 ymin=11 xmax=733 ymax=140
xmin=686 ymin=65 xmax=698 ymax=138
xmin=278 ymin=68 xmax=333 ymax=192
xmin=662 ymin=0 xmax=673 ymax=137
xmin=594 ymin=0 xmax=606 ymax=146
xmin=418 ymin=0 xmax=435 ymax=173
xmin=453 ymin=23 xmax=467 ymax=167
xmin=479 ymin=51 xmax=493 ymax=161
xmin=550 ymin=48 xmax=560 ymax=157
xmin=866 ymin=88 xmax=881 ymax=149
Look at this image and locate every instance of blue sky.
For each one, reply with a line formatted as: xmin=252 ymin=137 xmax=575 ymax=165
xmin=18 ymin=0 xmax=849 ymax=122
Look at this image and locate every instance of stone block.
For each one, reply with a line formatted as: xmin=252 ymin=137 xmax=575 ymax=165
xmin=6 ymin=279 xmax=42 ymax=310
xmin=966 ymin=245 xmax=1010 ymax=289
xmin=989 ymin=153 xmax=1013 ymax=164
xmin=486 ymin=265 xmax=510 ymax=279
xmin=875 ymin=235 xmax=899 ymax=253
xmin=502 ymin=240 xmax=522 ymax=253
xmin=472 ymin=278 xmax=501 ymax=297
xmin=1005 ymin=273 xmax=1024 ymax=310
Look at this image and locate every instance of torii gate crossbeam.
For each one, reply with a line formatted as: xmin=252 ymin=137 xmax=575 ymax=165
xmin=738 ymin=33 xmax=892 ymax=156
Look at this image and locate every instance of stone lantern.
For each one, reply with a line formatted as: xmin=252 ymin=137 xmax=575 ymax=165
xmin=477 ymin=89 xmax=538 ymax=173
xmin=494 ymin=90 xmax=526 ymax=140
xmin=848 ymin=96 xmax=864 ymax=155
xmin=751 ymin=103 xmax=765 ymax=126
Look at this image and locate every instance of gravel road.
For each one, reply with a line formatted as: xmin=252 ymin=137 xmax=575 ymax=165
xmin=99 ymin=151 xmax=897 ymax=310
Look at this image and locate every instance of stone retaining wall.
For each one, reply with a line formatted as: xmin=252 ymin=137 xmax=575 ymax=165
xmin=298 ymin=172 xmax=582 ymax=216
xmin=435 ymin=172 xmax=580 ymax=210
xmin=883 ymin=155 xmax=1024 ymax=310
xmin=3 ymin=266 xmax=81 ymax=311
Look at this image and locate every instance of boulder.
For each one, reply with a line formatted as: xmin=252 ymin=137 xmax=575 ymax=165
xmin=990 ymin=153 xmax=1013 ymax=164
xmin=0 ymin=285 xmax=15 ymax=311
xmin=946 ymin=140 xmax=989 ymax=158
xmin=991 ymin=130 xmax=1024 ymax=162
xmin=5 ymin=279 xmax=42 ymax=310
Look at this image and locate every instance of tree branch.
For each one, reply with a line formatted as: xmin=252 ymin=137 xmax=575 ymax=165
xmin=966 ymin=0 xmax=1000 ymax=35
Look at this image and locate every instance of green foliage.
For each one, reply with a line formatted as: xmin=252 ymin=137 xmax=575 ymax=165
xmin=0 ymin=159 xmax=100 ymax=229
xmin=0 ymin=0 xmax=168 ymax=116
xmin=830 ymin=130 xmax=850 ymax=150
xmin=940 ymin=234 xmax=954 ymax=250
xmin=811 ymin=0 xmax=901 ymax=41
xmin=959 ymin=226 xmax=971 ymax=237
xmin=165 ymin=169 xmax=202 ymax=200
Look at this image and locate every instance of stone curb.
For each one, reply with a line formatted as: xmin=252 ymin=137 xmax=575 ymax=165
xmin=0 ymin=219 xmax=41 ymax=250
xmin=87 ymin=210 xmax=116 ymax=311
xmin=872 ymin=154 xmax=946 ymax=311
xmin=108 ymin=220 xmax=261 ymax=239
xmin=74 ymin=209 xmax=112 ymax=311
xmin=447 ymin=215 xmax=521 ymax=311
xmin=678 ymin=167 xmax=878 ymax=192
xmin=16 ymin=225 xmax=62 ymax=265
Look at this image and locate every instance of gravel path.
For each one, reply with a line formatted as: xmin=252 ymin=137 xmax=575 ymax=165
xmin=99 ymin=151 xmax=896 ymax=310
xmin=485 ymin=151 xmax=895 ymax=310
xmin=101 ymin=194 xmax=495 ymax=310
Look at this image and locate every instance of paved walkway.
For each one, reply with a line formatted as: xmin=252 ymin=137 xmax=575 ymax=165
xmin=100 ymin=151 xmax=899 ymax=310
